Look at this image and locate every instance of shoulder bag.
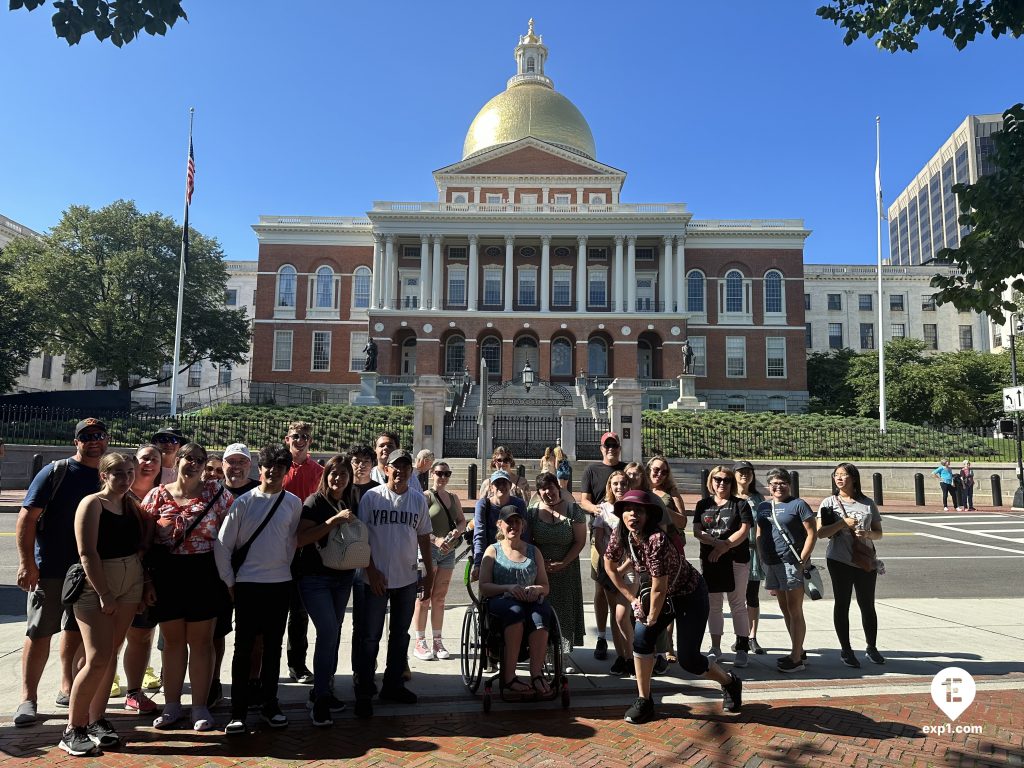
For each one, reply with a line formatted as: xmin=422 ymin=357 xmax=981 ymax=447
xmin=231 ymin=491 xmax=286 ymax=574
xmin=769 ymin=501 xmax=824 ymax=600
xmin=144 ymin=485 xmax=224 ymax=571
xmin=832 ymin=496 xmax=877 ymax=572
xmin=61 ymin=563 xmax=87 ymax=605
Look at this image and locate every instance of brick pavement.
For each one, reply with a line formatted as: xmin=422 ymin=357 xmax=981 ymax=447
xmin=2 ymin=689 xmax=1020 ymax=767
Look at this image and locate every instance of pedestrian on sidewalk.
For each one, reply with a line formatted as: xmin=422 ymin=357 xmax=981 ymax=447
xmin=932 ymin=458 xmax=963 ymax=512
xmin=554 ymin=446 xmax=571 ymax=491
xmin=817 ymin=462 xmax=885 ymax=668
xmin=960 ymin=460 xmax=976 ymax=511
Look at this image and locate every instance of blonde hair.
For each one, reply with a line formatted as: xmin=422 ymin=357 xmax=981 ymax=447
xmin=706 ymin=464 xmax=736 ymax=495
xmin=625 ymin=461 xmax=651 ymax=491
xmin=604 ymin=470 xmax=628 ymax=503
xmin=553 ymin=446 xmax=567 ymax=462
xmin=647 ymin=456 xmax=680 ymax=496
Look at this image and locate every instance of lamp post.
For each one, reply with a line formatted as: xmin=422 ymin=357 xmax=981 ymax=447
xmin=1010 ymin=314 xmax=1024 ymax=510
xmin=521 ymin=360 xmax=535 ymax=393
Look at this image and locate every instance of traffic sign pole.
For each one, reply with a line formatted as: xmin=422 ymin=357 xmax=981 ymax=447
xmin=1010 ymin=316 xmax=1024 ymax=511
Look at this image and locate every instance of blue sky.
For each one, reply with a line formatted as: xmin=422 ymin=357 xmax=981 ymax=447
xmin=1 ymin=2 xmax=1020 ymax=265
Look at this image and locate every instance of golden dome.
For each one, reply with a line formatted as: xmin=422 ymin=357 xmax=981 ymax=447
xmin=462 ymin=82 xmax=596 ymax=160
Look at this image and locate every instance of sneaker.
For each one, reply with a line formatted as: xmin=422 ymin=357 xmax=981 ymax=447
xmin=609 ymin=656 xmax=627 ymax=676
xmin=707 ymin=646 xmax=722 ymax=660
xmin=207 ymin=680 xmax=224 ymax=708
xmin=943 ymin=506 xmax=949 ymax=512
xmin=288 ymin=666 xmax=314 ymax=685
xmin=354 ymin=697 xmax=373 ymax=719
xmin=260 ymin=700 xmax=288 ymax=729
xmin=379 ymin=684 xmax=418 ymax=704
xmin=865 ymin=646 xmax=886 ymax=665
xmin=733 ymin=649 xmax=749 ymax=668
xmin=840 ymin=649 xmax=861 ymax=668
xmin=246 ymin=679 xmax=263 ymax=711
xmin=86 ymin=718 xmax=120 ymax=748
xmin=433 ymin=638 xmax=451 ymax=660
xmin=125 ymin=690 xmax=159 ymax=714
xmin=652 ymin=655 xmax=669 ymax=675
xmin=307 ymin=691 xmax=346 ymax=713
xmin=110 ymin=674 xmax=122 ymax=698
xmin=142 ymin=667 xmax=162 ymax=691
xmin=624 ymin=696 xmax=655 ymax=724
xmin=59 ymin=726 xmax=99 ymax=757
xmin=14 ymin=700 xmax=37 ymax=728
xmin=777 ymin=656 xmax=805 ymax=673
xmin=749 ymin=637 xmax=766 ymax=655
xmin=594 ymin=636 xmax=609 ymax=661
xmin=311 ymin=696 xmax=333 ymax=728
xmin=55 ymin=690 xmax=70 ymax=708
xmin=224 ymin=718 xmax=246 ymax=736
xmin=413 ymin=638 xmax=434 ymax=661
xmin=722 ymin=673 xmax=743 ymax=713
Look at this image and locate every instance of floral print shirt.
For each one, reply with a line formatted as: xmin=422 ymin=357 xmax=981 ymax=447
xmin=142 ymin=481 xmax=234 ymax=555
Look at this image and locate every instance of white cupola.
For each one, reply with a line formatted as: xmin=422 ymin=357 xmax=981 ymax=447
xmin=508 ymin=18 xmax=553 ymax=90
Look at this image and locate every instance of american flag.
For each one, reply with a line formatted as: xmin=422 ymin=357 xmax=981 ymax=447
xmin=185 ymin=137 xmax=195 ymax=206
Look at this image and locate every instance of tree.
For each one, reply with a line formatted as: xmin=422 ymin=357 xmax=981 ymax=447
xmin=807 ymin=348 xmax=859 ymax=415
xmin=9 ymin=0 xmax=187 ymax=46
xmin=5 ymin=199 xmax=250 ymax=390
xmin=816 ymin=1 xmax=1024 ymax=52
xmin=0 ymin=248 xmax=41 ymax=393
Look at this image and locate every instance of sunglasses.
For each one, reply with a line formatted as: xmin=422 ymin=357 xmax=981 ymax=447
xmin=434 ymin=470 xmax=452 ymax=477
xmin=603 ymin=443 xmax=620 ymax=449
xmin=288 ymin=434 xmax=311 ymax=442
xmin=180 ymin=454 xmax=205 ymax=464
xmin=78 ymin=432 xmax=108 ymax=443
xmin=712 ymin=476 xmax=733 ymax=484
xmin=155 ymin=435 xmax=180 ymax=444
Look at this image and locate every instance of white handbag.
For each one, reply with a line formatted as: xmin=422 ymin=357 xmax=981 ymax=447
xmin=317 ymin=518 xmax=371 ymax=571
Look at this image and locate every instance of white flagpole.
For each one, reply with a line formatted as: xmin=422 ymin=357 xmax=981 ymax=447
xmin=169 ymin=107 xmax=194 ymax=417
xmin=876 ymin=116 xmax=887 ymax=433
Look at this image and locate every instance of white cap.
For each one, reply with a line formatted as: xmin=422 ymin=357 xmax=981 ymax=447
xmin=223 ymin=443 xmax=251 ymax=461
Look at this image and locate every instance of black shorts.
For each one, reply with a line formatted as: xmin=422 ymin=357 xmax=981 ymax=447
xmin=151 ymin=551 xmax=228 ymax=624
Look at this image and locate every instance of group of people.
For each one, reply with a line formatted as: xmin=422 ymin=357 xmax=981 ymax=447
xmin=932 ymin=458 xmax=976 ymax=512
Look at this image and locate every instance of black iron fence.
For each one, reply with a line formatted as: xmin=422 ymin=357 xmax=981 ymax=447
xmin=492 ymin=415 xmax=560 ymax=461
xmin=576 ymin=417 xmax=611 ymax=460
xmin=444 ymin=414 xmax=480 ymax=458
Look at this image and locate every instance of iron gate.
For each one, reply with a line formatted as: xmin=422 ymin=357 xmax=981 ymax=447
xmin=576 ymin=416 xmax=611 ymax=460
xmin=491 ymin=414 xmax=560 ymax=461
xmin=443 ymin=414 xmax=480 ymax=458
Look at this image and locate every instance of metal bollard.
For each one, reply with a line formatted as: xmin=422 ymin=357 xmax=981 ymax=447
xmin=791 ymin=470 xmax=800 ymax=498
xmin=700 ymin=468 xmax=710 ymax=499
xmin=872 ymin=472 xmax=884 ymax=506
xmin=991 ymin=474 xmax=1003 ymax=508
xmin=914 ymin=473 xmax=925 ymax=506
xmin=468 ymin=463 xmax=478 ymax=500
xmin=517 ymin=463 xmax=526 ymax=481
xmin=32 ymin=453 xmax=45 ymax=477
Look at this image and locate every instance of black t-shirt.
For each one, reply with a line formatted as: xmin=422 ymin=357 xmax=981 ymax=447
xmin=694 ymin=496 xmax=753 ymax=564
xmin=297 ymin=487 xmax=361 ymax=576
xmin=225 ymin=479 xmax=260 ymax=497
xmin=581 ymin=461 xmax=627 ymax=506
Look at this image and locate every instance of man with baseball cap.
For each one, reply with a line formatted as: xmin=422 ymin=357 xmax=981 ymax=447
xmin=223 ymin=443 xmax=259 ymax=496
xmin=152 ymin=426 xmax=186 ymax=483
xmin=14 ymin=418 xmax=109 ymax=726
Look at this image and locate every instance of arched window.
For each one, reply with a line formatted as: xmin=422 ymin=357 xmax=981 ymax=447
xmin=764 ymin=270 xmax=784 ymax=314
xmin=444 ymin=335 xmax=465 ymax=374
xmin=588 ymin=337 xmax=608 ymax=376
xmin=481 ymin=336 xmax=501 ymax=379
xmin=550 ymin=337 xmax=572 ymax=377
xmin=725 ymin=269 xmax=744 ymax=313
xmin=727 ymin=394 xmax=746 ymax=412
xmin=686 ymin=270 xmax=705 ymax=313
xmin=314 ymin=266 xmax=334 ymax=308
xmin=526 ymin=56 xmax=535 ymax=72
xmin=352 ymin=266 xmax=371 ymax=309
xmin=276 ymin=265 xmax=296 ymax=308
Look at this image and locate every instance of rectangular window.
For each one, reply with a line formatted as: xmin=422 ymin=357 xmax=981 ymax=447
xmin=828 ymin=322 xmax=844 ymax=349
xmin=447 ymin=268 xmax=466 ymax=306
xmin=860 ymin=323 xmax=875 ymax=350
xmin=350 ymin=331 xmax=368 ymax=372
xmin=218 ymin=364 xmax=232 ymax=386
xmin=401 ymin=275 xmax=419 ymax=309
xmin=804 ymin=293 xmax=811 ymax=310
xmin=858 ymin=293 xmax=872 ymax=311
xmin=41 ymin=353 xmax=53 ymax=379
xmin=725 ymin=337 xmax=746 ymax=377
xmin=891 ymin=323 xmax=906 ymax=338
xmin=588 ymin=247 xmax=607 ymax=260
xmin=447 ymin=246 xmax=467 ymax=260
xmin=766 ymin=337 xmax=786 ymax=378
xmin=486 ymin=193 xmax=502 ymax=204
xmin=483 ymin=267 xmax=502 ymax=306
xmin=805 ymin=322 xmax=813 ymax=349
xmin=390 ymin=392 xmax=406 ymax=407
xmin=647 ymin=395 xmax=663 ymax=410
xmin=402 ymin=246 xmax=419 ymax=260
xmin=188 ymin=363 xmax=202 ymax=388
xmin=225 ymin=288 xmax=238 ymax=306
xmin=63 ymin=367 xmax=73 ymax=384
xmin=552 ymin=270 xmax=572 ymax=306
xmin=159 ymin=362 xmax=173 ymax=387
xmin=588 ymin=269 xmax=607 ymax=307
xmin=312 ymin=331 xmax=331 ymax=372
xmin=689 ymin=336 xmax=707 ymax=377
xmin=922 ymin=294 xmax=936 ymax=311
xmin=923 ymin=323 xmax=938 ymax=350
xmin=273 ymin=331 xmax=293 ymax=371
xmin=959 ymin=325 xmax=974 ymax=350
xmin=553 ymin=193 xmax=571 ymax=206
xmin=635 ymin=247 xmax=655 ymax=261
xmin=518 ymin=269 xmax=537 ymax=306
xmin=890 ymin=294 xmax=905 ymax=311
xmin=827 ymin=293 xmax=842 ymax=311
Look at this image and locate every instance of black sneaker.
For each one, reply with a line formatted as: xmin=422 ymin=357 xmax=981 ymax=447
xmin=379 ymin=685 xmax=417 ymax=704
xmin=310 ymin=697 xmax=333 ymax=728
xmin=653 ymin=655 xmax=669 ymax=675
xmin=777 ymin=656 xmax=805 ymax=673
xmin=722 ymin=673 xmax=743 ymax=713
xmin=207 ymin=680 xmax=224 ymax=708
xmin=840 ymin=649 xmax=861 ymax=668
xmin=749 ymin=637 xmax=766 ymax=655
xmin=55 ymin=690 xmax=70 ymax=708
xmin=87 ymin=718 xmax=120 ymax=749
xmin=624 ymin=696 xmax=655 ymax=724
xmin=865 ymin=646 xmax=886 ymax=665
xmin=609 ymin=656 xmax=627 ymax=676
xmin=288 ymin=666 xmax=314 ymax=685
xmin=354 ymin=697 xmax=373 ymax=719
xmin=260 ymin=700 xmax=288 ymax=729
xmin=246 ymin=679 xmax=263 ymax=711
xmin=594 ymin=637 xmax=609 ymax=661
xmin=307 ymin=691 xmax=347 ymax=713
xmin=59 ymin=726 xmax=99 ymax=756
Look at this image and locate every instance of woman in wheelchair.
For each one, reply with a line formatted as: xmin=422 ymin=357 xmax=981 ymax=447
xmin=478 ymin=505 xmax=555 ymax=697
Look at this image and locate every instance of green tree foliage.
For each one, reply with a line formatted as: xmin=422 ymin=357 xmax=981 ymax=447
xmin=816 ymin=1 xmax=1024 ymax=51
xmin=9 ymin=0 xmax=186 ymax=46
xmin=0 ymin=248 xmax=40 ymax=392
xmin=807 ymin=348 xmax=859 ymax=415
xmin=5 ymin=200 xmax=250 ymax=390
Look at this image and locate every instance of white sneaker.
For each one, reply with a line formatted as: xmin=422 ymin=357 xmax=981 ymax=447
xmin=943 ymin=507 xmax=949 ymax=512
xmin=708 ymin=646 xmax=722 ymax=660
xmin=412 ymin=639 xmax=434 ymax=661
xmin=433 ymin=639 xmax=451 ymax=660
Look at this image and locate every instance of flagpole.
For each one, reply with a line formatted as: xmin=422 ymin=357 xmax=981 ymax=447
xmin=169 ymin=107 xmax=194 ymax=417
xmin=876 ymin=116 xmax=887 ymax=433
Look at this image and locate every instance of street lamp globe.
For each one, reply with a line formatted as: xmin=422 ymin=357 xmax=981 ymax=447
xmin=522 ymin=361 xmax=535 ymax=393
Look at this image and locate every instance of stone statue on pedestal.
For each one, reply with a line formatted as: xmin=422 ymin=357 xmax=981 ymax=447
xmin=681 ymin=338 xmax=694 ymax=375
xmin=362 ymin=338 xmax=378 ymax=372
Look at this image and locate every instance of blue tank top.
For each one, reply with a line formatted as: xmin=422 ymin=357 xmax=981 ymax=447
xmin=492 ymin=543 xmax=538 ymax=587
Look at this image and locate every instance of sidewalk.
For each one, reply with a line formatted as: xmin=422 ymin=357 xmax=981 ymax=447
xmin=1 ymin=599 xmax=1022 ymax=764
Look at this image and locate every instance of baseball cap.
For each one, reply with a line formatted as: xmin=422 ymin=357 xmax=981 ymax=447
xmin=75 ymin=418 xmax=107 ymax=438
xmin=223 ymin=443 xmax=251 ymax=461
xmin=732 ymin=460 xmax=755 ymax=472
xmin=489 ymin=469 xmax=512 ymax=484
xmin=387 ymin=449 xmax=412 ymax=465
xmin=498 ymin=504 xmax=523 ymax=523
xmin=601 ymin=431 xmax=620 ymax=447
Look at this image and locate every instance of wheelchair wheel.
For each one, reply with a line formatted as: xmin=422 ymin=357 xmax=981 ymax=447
xmin=560 ymin=679 xmax=570 ymax=709
xmin=544 ymin=610 xmax=565 ymax=683
xmin=460 ymin=605 xmax=484 ymax=693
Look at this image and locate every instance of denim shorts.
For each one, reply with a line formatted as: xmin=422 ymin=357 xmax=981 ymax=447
xmin=431 ymin=544 xmax=456 ymax=571
xmin=764 ymin=561 xmax=804 ymax=592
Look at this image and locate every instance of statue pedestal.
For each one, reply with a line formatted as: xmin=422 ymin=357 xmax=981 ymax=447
xmin=668 ymin=374 xmax=706 ymax=410
xmin=353 ymin=372 xmax=381 ymax=405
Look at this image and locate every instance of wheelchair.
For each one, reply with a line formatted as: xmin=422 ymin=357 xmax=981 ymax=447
xmin=457 ymin=547 xmax=570 ymax=712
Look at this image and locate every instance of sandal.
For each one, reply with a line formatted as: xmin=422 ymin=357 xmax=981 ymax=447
xmin=153 ymin=705 xmax=185 ymax=730
xmin=664 ymin=652 xmax=678 ymax=664
xmin=192 ymin=706 xmax=215 ymax=732
xmin=531 ymin=676 xmax=552 ymax=696
xmin=503 ymin=677 xmax=534 ymax=695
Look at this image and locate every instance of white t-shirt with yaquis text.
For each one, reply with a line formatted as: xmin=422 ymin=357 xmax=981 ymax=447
xmin=357 ymin=483 xmax=431 ymax=590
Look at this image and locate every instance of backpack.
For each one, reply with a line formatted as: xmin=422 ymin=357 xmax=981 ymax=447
xmin=37 ymin=459 xmax=70 ymax=533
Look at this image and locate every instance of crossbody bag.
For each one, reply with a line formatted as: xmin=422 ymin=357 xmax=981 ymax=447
xmin=768 ymin=501 xmax=824 ymax=600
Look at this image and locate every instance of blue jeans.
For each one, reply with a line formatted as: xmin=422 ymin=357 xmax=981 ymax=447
xmin=352 ymin=579 xmax=417 ymax=697
xmin=299 ymin=571 xmax=355 ymax=698
xmin=633 ymin=580 xmax=711 ymax=677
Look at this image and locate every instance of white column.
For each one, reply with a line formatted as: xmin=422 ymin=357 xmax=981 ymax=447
xmin=540 ymin=235 xmax=551 ymax=312
xmin=385 ymin=234 xmax=396 ymax=309
xmin=419 ymin=235 xmax=430 ymax=310
xmin=504 ymin=235 xmax=514 ymax=312
xmin=614 ymin=235 xmax=624 ymax=312
xmin=371 ymin=234 xmax=383 ymax=309
xmin=626 ymin=235 xmax=637 ymax=314
xmin=431 ymin=235 xmax=443 ymax=310
xmin=576 ymin=235 xmax=587 ymax=312
xmin=663 ymin=235 xmax=675 ymax=313
xmin=468 ymin=234 xmax=479 ymax=311
xmin=507 ymin=186 xmax=515 ymax=204
xmin=675 ymin=237 xmax=686 ymax=312
xmin=542 ymin=186 xmax=550 ymax=210
xmin=576 ymin=186 xmax=584 ymax=208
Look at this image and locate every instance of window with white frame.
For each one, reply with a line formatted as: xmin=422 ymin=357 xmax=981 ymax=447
xmin=763 ymin=270 xmax=784 ymax=315
xmin=313 ymin=266 xmax=335 ymax=308
xmin=518 ymin=268 xmax=537 ymax=306
xmin=188 ymin=363 xmax=202 ymax=388
xmin=225 ymin=288 xmax=238 ymax=306
xmin=588 ymin=193 xmax=606 ymax=205
xmin=520 ymin=194 xmax=538 ymax=208
xmin=689 ymin=336 xmax=707 ymax=377
xmin=588 ymin=268 xmax=607 ymax=307
xmin=350 ymin=331 xmax=368 ymax=372
xmin=390 ymin=392 xmax=406 ymax=406
xmin=276 ymin=265 xmax=296 ymax=309
xmin=486 ymin=193 xmax=502 ymax=204
xmin=724 ymin=270 xmax=745 ymax=313
xmin=273 ymin=331 xmax=293 ymax=371
xmin=647 ymin=394 xmax=664 ymax=410
xmin=352 ymin=266 xmax=371 ymax=309
xmin=218 ymin=364 xmax=232 ymax=386
xmin=445 ymin=335 xmax=465 ymax=374
xmin=448 ymin=266 xmax=467 ymax=306
xmin=553 ymin=193 xmax=571 ymax=207
xmin=401 ymin=274 xmax=419 ymax=309
xmin=452 ymin=193 xmax=468 ymax=205
xmin=828 ymin=322 xmax=844 ymax=348
xmin=891 ymin=323 xmax=906 ymax=339
xmin=312 ymin=331 xmax=331 ymax=372
xmin=481 ymin=336 xmax=501 ymax=377
xmin=483 ymin=267 xmax=502 ymax=306
xmin=552 ymin=269 xmax=572 ymax=306
xmin=766 ymin=337 xmax=786 ymax=378
xmin=686 ymin=270 xmax=705 ymax=314
xmin=725 ymin=336 xmax=746 ymax=377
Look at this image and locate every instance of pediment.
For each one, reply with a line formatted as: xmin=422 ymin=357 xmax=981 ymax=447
xmin=435 ymin=138 xmax=623 ymax=178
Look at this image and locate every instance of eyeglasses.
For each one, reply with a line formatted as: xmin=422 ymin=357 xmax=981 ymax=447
xmin=288 ymin=434 xmax=310 ymax=442
xmin=712 ymin=476 xmax=733 ymax=484
xmin=434 ymin=470 xmax=452 ymax=477
xmin=769 ymin=482 xmax=789 ymax=489
xmin=154 ymin=435 xmax=179 ymax=444
xmin=78 ymin=432 xmax=108 ymax=443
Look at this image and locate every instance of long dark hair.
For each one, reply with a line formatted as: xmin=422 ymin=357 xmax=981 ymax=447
xmin=316 ymin=454 xmax=352 ymax=500
xmin=833 ymin=462 xmax=863 ymax=497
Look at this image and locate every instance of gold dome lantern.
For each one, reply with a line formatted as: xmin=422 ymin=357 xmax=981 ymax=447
xmin=462 ymin=20 xmax=596 ymax=160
